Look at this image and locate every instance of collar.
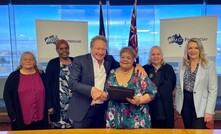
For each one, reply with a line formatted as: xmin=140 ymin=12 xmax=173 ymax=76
xmin=91 ymin=54 xmax=104 ymax=65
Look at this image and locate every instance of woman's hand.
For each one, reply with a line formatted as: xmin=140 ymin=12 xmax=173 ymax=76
xmin=48 ymin=108 xmax=54 ymax=115
xmin=204 ymin=113 xmax=214 ymax=122
xmin=126 ymin=96 xmax=141 ymax=105
xmin=127 ymin=94 xmax=151 ymax=105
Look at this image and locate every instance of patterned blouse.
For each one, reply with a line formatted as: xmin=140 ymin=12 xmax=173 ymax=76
xmin=105 ymin=69 xmax=157 ymax=129
xmin=183 ymin=64 xmax=199 ymax=92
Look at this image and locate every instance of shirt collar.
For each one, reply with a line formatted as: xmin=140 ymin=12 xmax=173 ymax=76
xmin=91 ymin=54 xmax=104 ymax=64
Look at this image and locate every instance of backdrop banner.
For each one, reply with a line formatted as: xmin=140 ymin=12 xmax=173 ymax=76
xmin=160 ymin=16 xmax=217 ymax=73
xmin=160 ymin=16 xmax=217 ymax=58
xmin=36 ymin=20 xmax=88 ymax=70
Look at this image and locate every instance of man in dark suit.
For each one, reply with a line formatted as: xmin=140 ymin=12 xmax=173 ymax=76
xmin=67 ymin=35 xmax=145 ymax=128
xmin=67 ymin=35 xmax=119 ymax=128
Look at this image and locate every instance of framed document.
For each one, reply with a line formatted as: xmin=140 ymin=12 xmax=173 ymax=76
xmin=106 ymin=86 xmax=134 ymax=102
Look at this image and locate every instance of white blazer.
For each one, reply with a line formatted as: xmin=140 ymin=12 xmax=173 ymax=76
xmin=175 ymin=61 xmax=217 ymax=118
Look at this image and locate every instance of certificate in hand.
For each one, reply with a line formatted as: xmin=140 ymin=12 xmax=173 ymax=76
xmin=106 ymin=86 xmax=134 ymax=102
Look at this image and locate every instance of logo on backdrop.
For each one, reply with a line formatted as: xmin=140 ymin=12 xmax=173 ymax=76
xmin=168 ymin=34 xmax=208 ymax=47
xmin=44 ymin=35 xmax=82 ymax=45
xmin=168 ymin=34 xmax=184 ymax=46
xmin=45 ymin=35 xmax=59 ymax=45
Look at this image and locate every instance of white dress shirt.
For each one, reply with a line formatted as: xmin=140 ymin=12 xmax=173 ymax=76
xmin=91 ymin=54 xmax=106 ymax=105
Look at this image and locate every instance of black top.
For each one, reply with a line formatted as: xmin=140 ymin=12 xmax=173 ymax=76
xmin=143 ymin=63 xmax=176 ymax=128
xmin=148 ymin=66 xmax=166 ymax=120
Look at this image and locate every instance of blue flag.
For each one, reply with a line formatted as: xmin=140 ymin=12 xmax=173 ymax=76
xmin=99 ymin=1 xmax=105 ymax=37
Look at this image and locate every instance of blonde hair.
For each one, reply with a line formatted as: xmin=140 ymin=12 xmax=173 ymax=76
xmin=183 ymin=38 xmax=208 ymax=69
xmin=147 ymin=46 xmax=165 ymax=65
xmin=17 ymin=51 xmax=42 ymax=74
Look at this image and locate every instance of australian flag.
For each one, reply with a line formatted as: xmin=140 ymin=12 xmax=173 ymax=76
xmin=99 ymin=0 xmax=105 ymax=37
xmin=128 ymin=0 xmax=139 ymax=63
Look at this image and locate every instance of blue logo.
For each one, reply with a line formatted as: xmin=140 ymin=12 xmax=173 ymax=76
xmin=44 ymin=35 xmax=59 ymax=45
xmin=168 ymin=34 xmax=183 ymax=46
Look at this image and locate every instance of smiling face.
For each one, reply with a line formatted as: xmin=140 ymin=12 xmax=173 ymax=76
xmin=119 ymin=47 xmax=135 ymax=71
xmin=90 ymin=39 xmax=107 ymax=64
xmin=120 ymin=52 xmax=134 ymax=70
xmin=20 ymin=53 xmax=36 ymax=70
xmin=187 ymin=41 xmax=200 ymax=61
xmin=56 ymin=43 xmax=70 ymax=59
xmin=149 ymin=47 xmax=163 ymax=66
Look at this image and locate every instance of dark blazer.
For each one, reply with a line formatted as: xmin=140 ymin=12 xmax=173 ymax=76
xmin=45 ymin=57 xmax=74 ymax=122
xmin=3 ymin=70 xmax=51 ymax=130
xmin=143 ymin=63 xmax=176 ymax=128
xmin=67 ymin=54 xmax=119 ymax=122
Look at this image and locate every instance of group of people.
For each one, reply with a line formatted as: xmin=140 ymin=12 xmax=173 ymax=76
xmin=3 ymin=35 xmax=217 ymax=130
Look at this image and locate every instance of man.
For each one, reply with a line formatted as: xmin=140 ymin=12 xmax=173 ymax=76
xmin=67 ymin=35 xmax=145 ymax=128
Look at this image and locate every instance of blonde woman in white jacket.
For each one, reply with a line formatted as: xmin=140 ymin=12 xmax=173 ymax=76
xmin=175 ymin=38 xmax=217 ymax=129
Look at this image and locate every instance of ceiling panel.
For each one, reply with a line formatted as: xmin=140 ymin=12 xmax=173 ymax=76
xmin=1 ymin=0 xmax=220 ymax=5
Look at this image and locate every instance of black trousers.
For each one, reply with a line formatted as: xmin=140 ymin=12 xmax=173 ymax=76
xmin=25 ymin=120 xmax=47 ymax=130
xmin=11 ymin=119 xmax=47 ymax=130
xmin=73 ymin=104 xmax=106 ymax=128
xmin=181 ymin=90 xmax=206 ymax=129
xmin=151 ymin=119 xmax=167 ymax=128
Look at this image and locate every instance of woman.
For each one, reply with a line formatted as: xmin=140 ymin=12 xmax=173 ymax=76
xmin=143 ymin=46 xmax=176 ymax=128
xmin=175 ymin=38 xmax=217 ymax=129
xmin=45 ymin=39 xmax=74 ymax=128
xmin=3 ymin=52 xmax=52 ymax=130
xmin=105 ymin=47 xmax=157 ymax=129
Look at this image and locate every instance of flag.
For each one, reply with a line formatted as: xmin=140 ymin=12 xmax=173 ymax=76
xmin=99 ymin=0 xmax=105 ymax=37
xmin=99 ymin=0 xmax=108 ymax=54
xmin=128 ymin=0 xmax=139 ymax=63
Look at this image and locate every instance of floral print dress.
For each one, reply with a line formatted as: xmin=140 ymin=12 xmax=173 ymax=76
xmin=53 ymin=63 xmax=73 ymax=128
xmin=105 ymin=69 xmax=157 ymax=129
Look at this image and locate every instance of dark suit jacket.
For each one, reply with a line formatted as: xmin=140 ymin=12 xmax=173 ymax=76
xmin=67 ymin=54 xmax=119 ymax=122
xmin=143 ymin=63 xmax=176 ymax=128
xmin=3 ymin=70 xmax=51 ymax=130
xmin=45 ymin=57 xmax=74 ymax=122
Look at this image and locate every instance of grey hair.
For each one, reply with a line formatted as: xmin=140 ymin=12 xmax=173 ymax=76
xmin=90 ymin=35 xmax=108 ymax=48
xmin=16 ymin=51 xmax=42 ymax=74
xmin=147 ymin=46 xmax=165 ymax=65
